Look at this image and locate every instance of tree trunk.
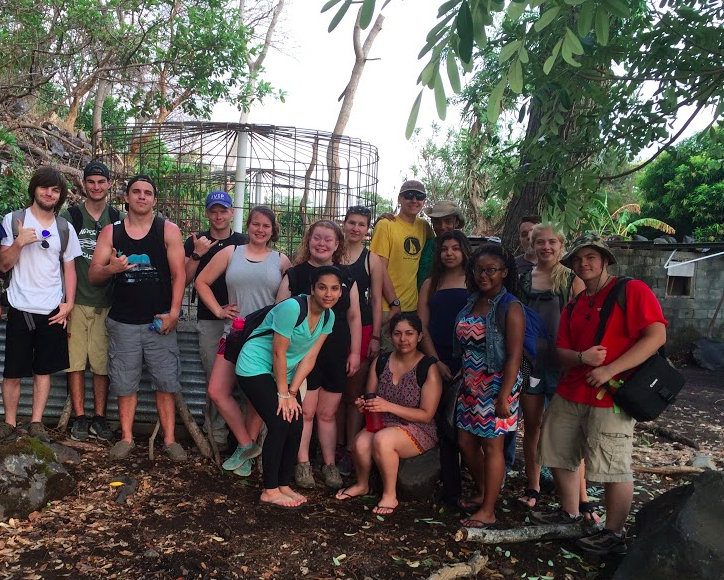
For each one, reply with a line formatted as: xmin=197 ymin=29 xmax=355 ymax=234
xmin=425 ymin=552 xmax=490 ymax=580
xmin=324 ymin=9 xmax=384 ymax=218
xmin=501 ymin=99 xmax=546 ymax=249
xmin=92 ymin=78 xmax=111 ymax=151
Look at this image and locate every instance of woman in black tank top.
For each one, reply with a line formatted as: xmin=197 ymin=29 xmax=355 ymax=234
xmin=275 ymin=220 xmax=362 ymax=490
xmin=338 ymin=206 xmax=385 ymax=471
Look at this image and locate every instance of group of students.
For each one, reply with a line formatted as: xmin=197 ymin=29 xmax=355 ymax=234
xmin=0 ymin=170 xmax=667 ymax=557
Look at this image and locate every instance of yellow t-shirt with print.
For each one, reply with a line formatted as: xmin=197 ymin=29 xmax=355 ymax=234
xmin=370 ymin=217 xmax=433 ymax=312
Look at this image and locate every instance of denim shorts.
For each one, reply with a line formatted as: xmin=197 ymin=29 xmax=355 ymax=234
xmin=525 ymin=369 xmax=560 ymax=399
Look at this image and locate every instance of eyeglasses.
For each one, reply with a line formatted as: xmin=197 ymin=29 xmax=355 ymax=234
xmin=95 ymin=221 xmax=103 ymax=232
xmin=473 ymin=266 xmax=505 ymax=277
xmin=40 ymin=229 xmax=51 ymax=249
xmin=401 ymin=191 xmax=427 ymax=201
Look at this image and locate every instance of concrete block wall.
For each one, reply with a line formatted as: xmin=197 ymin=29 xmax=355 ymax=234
xmin=610 ymin=248 xmax=724 ymax=353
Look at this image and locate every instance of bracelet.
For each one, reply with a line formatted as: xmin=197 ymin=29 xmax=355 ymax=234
xmin=577 ymin=351 xmax=584 ymax=364
xmin=277 ymin=392 xmax=291 ymax=399
xmin=370 ymin=335 xmax=380 ymax=341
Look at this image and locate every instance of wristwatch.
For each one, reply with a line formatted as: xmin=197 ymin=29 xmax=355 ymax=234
xmin=191 ymin=252 xmax=202 ymax=261
xmin=390 ymin=299 xmax=401 ymax=308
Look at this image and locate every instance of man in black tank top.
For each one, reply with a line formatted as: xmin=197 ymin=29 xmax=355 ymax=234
xmin=90 ymin=175 xmax=188 ymax=462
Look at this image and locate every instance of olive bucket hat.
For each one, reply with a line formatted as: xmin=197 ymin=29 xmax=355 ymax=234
xmin=560 ymin=233 xmax=617 ymax=269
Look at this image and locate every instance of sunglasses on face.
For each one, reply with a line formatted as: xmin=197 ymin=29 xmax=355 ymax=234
xmin=401 ymin=191 xmax=426 ymax=201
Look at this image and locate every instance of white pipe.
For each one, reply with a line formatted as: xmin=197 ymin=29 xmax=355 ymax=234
xmin=232 ymin=131 xmax=248 ymax=233
xmin=664 ymin=249 xmax=724 ymax=270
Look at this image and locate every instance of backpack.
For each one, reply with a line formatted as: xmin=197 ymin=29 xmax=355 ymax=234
xmin=2 ymin=209 xmax=70 ymax=292
xmin=495 ymin=292 xmax=550 ymax=363
xmin=67 ymin=204 xmax=120 ymax=234
xmin=223 ymin=295 xmax=331 ymax=364
xmin=374 ymin=352 xmax=437 ymax=388
xmin=519 ymin=269 xmax=575 ymax=311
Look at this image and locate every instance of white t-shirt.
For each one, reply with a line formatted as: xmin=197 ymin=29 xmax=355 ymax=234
xmin=1 ymin=208 xmax=82 ymax=314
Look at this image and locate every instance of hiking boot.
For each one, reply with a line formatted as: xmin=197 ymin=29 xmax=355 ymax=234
xmin=294 ymin=462 xmax=316 ymax=489
xmin=322 ymin=464 xmax=343 ymax=490
xmin=89 ymin=416 xmax=114 ymax=441
xmin=222 ymin=442 xmax=261 ymax=471
xmin=233 ymin=458 xmax=254 ymax=477
xmin=531 ymin=509 xmax=583 ymax=525
xmin=70 ymin=415 xmax=90 ymax=441
xmin=575 ymin=529 xmax=627 ymax=556
xmin=109 ymin=440 xmax=136 ymax=461
xmin=28 ymin=422 xmax=50 ymax=443
xmin=163 ymin=442 xmax=188 ymax=462
xmin=335 ymin=445 xmax=353 ymax=476
xmin=0 ymin=422 xmax=17 ymax=443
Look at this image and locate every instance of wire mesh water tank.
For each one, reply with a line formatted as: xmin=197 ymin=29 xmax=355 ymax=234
xmin=99 ymin=122 xmax=379 ymax=254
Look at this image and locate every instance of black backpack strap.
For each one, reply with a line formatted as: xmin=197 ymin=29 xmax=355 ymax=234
xmin=566 ymin=290 xmax=584 ymax=319
xmin=68 ymin=205 xmax=83 ymax=234
xmin=593 ymin=277 xmax=632 ymax=344
xmin=375 ymin=352 xmax=391 ymax=379
xmin=416 ymin=355 xmax=436 ymax=388
xmin=293 ymin=295 xmax=308 ymax=327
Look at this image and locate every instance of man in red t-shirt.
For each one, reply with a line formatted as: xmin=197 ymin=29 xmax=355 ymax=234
xmin=537 ymin=234 xmax=667 ymax=556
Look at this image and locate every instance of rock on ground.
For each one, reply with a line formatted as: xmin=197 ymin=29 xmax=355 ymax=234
xmin=613 ymin=470 xmax=724 ymax=580
xmin=0 ymin=438 xmax=76 ymax=521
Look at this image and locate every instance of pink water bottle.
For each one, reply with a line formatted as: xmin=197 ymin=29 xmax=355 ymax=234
xmin=229 ymin=317 xmax=245 ymax=335
xmin=363 ymin=393 xmax=384 ymax=433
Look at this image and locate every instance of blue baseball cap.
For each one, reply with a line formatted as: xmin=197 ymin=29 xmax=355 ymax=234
xmin=205 ymin=190 xmax=233 ymax=209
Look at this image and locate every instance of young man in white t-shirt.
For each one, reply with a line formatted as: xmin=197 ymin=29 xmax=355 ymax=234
xmin=0 ymin=166 xmax=82 ymax=443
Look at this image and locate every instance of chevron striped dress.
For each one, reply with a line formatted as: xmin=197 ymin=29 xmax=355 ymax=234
xmin=455 ymin=314 xmax=521 ymax=438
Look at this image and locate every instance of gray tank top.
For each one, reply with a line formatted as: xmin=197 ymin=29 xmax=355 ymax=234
xmin=223 ymin=246 xmax=283 ymax=336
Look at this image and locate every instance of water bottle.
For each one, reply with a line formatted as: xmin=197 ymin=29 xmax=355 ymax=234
xmin=223 ymin=317 xmax=246 ymax=360
xmin=148 ymin=310 xmax=184 ymax=333
xmin=363 ymin=393 xmax=384 ymax=433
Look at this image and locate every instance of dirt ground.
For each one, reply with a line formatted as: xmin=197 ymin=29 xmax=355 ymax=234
xmin=1 ymin=364 xmax=721 ymax=580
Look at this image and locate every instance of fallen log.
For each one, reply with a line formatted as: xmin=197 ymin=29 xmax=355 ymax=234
xmin=633 ymin=465 xmax=704 ymax=475
xmin=425 ymin=552 xmax=489 ymax=580
xmin=455 ymin=522 xmax=603 ymax=544
xmin=637 ymin=423 xmax=700 ymax=450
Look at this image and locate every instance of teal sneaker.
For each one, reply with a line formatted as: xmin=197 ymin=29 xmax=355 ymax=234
xmin=233 ymin=458 xmax=254 ymax=477
xmin=222 ymin=442 xmax=261 ymax=471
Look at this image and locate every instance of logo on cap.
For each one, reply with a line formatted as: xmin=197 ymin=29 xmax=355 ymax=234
xmin=205 ymin=191 xmax=233 ymax=209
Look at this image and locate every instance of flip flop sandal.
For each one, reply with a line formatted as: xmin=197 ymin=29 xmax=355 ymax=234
xmin=335 ymin=487 xmax=357 ymax=501
xmin=579 ymin=501 xmax=600 ymax=520
xmin=372 ymin=504 xmax=396 ymax=515
xmin=460 ymin=518 xmax=497 ymax=529
xmin=517 ymin=488 xmax=540 ymax=508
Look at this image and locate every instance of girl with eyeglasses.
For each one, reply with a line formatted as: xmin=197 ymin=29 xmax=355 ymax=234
xmin=276 ymin=220 xmax=362 ymax=490
xmin=453 ymin=243 xmax=524 ymax=528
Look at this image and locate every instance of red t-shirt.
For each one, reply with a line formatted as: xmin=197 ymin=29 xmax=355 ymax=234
xmin=556 ymin=277 xmax=667 ymax=407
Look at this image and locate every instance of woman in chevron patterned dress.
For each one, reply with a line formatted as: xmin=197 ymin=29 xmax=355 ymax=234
xmin=454 ymin=243 xmax=525 ymax=528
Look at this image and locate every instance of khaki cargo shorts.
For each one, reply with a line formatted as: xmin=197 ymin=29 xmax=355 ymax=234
xmin=66 ymin=304 xmax=110 ymax=374
xmin=538 ymin=395 xmax=635 ymax=483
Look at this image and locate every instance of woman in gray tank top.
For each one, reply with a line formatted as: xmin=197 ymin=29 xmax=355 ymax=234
xmin=196 ymin=206 xmax=291 ymax=476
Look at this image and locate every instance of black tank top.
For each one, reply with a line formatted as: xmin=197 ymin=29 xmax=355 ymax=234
xmin=109 ymin=217 xmax=172 ymax=324
xmin=286 ymin=261 xmax=353 ymax=354
xmin=347 ymin=248 xmax=372 ymax=326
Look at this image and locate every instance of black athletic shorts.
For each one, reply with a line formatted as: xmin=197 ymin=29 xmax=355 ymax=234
xmin=306 ymin=349 xmax=347 ymax=394
xmin=3 ymin=306 xmax=70 ymax=378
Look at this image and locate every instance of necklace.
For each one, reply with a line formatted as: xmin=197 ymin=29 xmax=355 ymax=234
xmin=583 ymin=274 xmax=610 ymax=319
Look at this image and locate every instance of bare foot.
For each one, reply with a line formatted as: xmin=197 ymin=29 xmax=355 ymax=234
xmin=280 ymin=486 xmax=307 ymax=504
xmin=459 ymin=495 xmax=484 ymax=510
xmin=260 ymin=489 xmax=303 ymax=508
xmin=335 ymin=483 xmax=369 ymax=501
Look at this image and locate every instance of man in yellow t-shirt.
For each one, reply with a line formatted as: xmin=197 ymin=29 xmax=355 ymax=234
xmin=370 ymin=180 xmax=434 ymax=352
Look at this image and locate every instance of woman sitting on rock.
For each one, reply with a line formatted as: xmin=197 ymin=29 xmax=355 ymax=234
xmin=335 ymin=312 xmax=441 ymax=515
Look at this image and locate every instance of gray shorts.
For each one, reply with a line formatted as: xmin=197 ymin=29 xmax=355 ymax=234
xmin=106 ymin=317 xmax=182 ymax=396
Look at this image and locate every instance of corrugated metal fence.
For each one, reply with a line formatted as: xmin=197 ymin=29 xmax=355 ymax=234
xmin=0 ymin=321 xmax=208 ymax=429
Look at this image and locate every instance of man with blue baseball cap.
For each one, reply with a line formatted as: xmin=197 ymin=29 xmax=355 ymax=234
xmin=183 ymin=191 xmax=248 ymax=450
